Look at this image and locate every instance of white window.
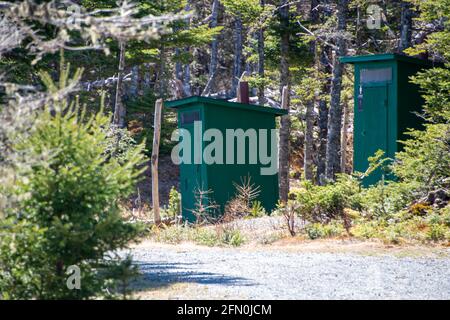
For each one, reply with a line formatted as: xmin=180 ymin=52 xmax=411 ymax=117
xmin=360 ymin=68 xmax=392 ymax=84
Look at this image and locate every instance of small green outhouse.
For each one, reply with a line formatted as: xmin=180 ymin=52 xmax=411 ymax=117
xmin=340 ymin=54 xmax=433 ymax=186
xmin=165 ymin=96 xmax=287 ymax=221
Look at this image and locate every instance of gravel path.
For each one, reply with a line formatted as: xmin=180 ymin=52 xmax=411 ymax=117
xmin=128 ymin=244 xmax=450 ymax=300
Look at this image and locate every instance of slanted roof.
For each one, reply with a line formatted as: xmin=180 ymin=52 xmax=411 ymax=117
xmin=164 ymin=96 xmax=288 ymax=116
xmin=340 ymin=53 xmax=436 ymax=67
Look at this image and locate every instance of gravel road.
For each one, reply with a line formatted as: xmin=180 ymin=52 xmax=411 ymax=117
xmin=128 ymin=244 xmax=450 ymax=300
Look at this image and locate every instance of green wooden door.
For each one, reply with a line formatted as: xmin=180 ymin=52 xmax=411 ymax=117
xmin=179 ymin=111 xmax=203 ymax=221
xmin=355 ymin=83 xmax=388 ymax=186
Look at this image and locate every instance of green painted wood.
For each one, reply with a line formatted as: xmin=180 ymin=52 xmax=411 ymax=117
xmin=343 ymin=54 xmax=430 ymax=186
xmin=354 ymin=83 xmax=389 ymax=185
xmin=166 ymin=96 xmax=284 ymax=221
xmin=340 ymin=53 xmax=436 ymax=67
xmin=176 ymin=105 xmax=207 ymax=221
xmin=397 ymin=60 xmax=426 ymax=141
xmin=165 ymin=96 xmax=288 ymax=116
xmin=203 ymin=103 xmax=279 ymax=216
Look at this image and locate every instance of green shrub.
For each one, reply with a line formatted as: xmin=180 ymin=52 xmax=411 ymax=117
xmin=220 ymin=227 xmax=245 ymax=246
xmin=193 ymin=228 xmax=220 ymax=246
xmin=0 ymin=78 xmax=146 ymax=299
xmin=292 ymin=174 xmax=362 ymax=223
xmin=0 ymin=219 xmax=49 ymax=300
xmin=156 ymin=225 xmax=190 ymax=244
xmin=360 ymin=181 xmax=416 ymax=218
xmin=427 ymin=213 xmax=443 ymax=225
xmin=195 ymin=225 xmax=245 ymax=247
xmin=438 ymin=205 xmax=450 ymax=227
xmin=103 ymin=126 xmax=140 ymax=165
xmin=426 ymin=224 xmax=447 ymax=241
xmin=167 ymin=187 xmax=181 ymax=219
xmin=382 ymin=227 xmax=404 ymax=244
xmin=258 ymin=232 xmax=284 ymax=245
xmin=352 ymin=221 xmax=381 ymax=239
xmin=154 ymin=224 xmax=245 ymax=247
xmin=248 ymin=200 xmax=266 ymax=218
xmin=394 ymin=124 xmax=450 ymax=196
xmin=305 ymin=223 xmax=324 ymax=240
xmin=305 ymin=222 xmax=345 ymax=240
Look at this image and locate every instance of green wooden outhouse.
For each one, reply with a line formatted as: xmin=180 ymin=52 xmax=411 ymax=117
xmin=340 ymin=54 xmax=433 ymax=186
xmin=165 ymin=96 xmax=287 ymax=221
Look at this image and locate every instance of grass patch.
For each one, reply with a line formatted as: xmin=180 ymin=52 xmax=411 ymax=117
xmin=350 ymin=214 xmax=450 ymax=245
xmin=305 ymin=222 xmax=347 ymax=240
xmin=150 ymin=224 xmax=246 ymax=247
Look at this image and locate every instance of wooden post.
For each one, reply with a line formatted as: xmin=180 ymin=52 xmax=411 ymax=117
xmin=152 ymin=99 xmax=163 ymax=225
xmin=237 ymin=81 xmax=249 ymax=104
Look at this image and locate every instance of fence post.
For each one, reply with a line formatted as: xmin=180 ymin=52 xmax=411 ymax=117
xmin=151 ymin=99 xmax=163 ymax=225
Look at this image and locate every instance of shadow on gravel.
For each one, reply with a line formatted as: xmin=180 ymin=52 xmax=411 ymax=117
xmin=131 ymin=261 xmax=254 ymax=293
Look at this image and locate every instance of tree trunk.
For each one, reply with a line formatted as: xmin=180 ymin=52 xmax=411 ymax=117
xmin=152 ymin=99 xmax=163 ymax=226
xmin=207 ymin=0 xmax=220 ymax=95
xmin=340 ymin=100 xmax=349 ymax=174
xmin=175 ymin=47 xmax=183 ymax=81
xmin=317 ymin=95 xmax=328 ymax=184
xmin=113 ymin=41 xmax=126 ymax=128
xmin=316 ymin=1 xmax=332 ymax=185
xmin=304 ymin=0 xmax=320 ymax=182
xmin=159 ymin=43 xmax=166 ymax=99
xmin=399 ymin=1 xmax=413 ymax=52
xmin=304 ymin=99 xmax=314 ymax=181
xmin=325 ymin=0 xmax=347 ymax=181
xmin=183 ymin=2 xmax=192 ymax=96
xmin=257 ymin=0 xmax=265 ymax=105
xmin=355 ymin=3 xmax=362 ymax=54
xmin=137 ymin=64 xmax=144 ymax=96
xmin=182 ymin=1 xmax=192 ymax=96
xmin=231 ymin=16 xmax=243 ymax=98
xmin=279 ymin=0 xmax=290 ymax=203
xmin=310 ymin=0 xmax=319 ymax=25
xmin=183 ymin=51 xmax=192 ymax=96
xmin=279 ymin=86 xmax=290 ymax=203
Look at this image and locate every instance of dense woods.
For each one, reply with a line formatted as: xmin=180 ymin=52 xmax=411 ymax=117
xmin=0 ymin=0 xmax=449 ymax=299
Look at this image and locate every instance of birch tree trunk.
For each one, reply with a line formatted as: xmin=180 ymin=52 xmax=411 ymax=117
xmin=257 ymin=0 xmax=265 ymax=105
xmin=325 ymin=0 xmax=348 ymax=181
xmin=279 ymin=0 xmax=290 ymax=203
xmin=112 ymin=41 xmax=126 ymax=127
